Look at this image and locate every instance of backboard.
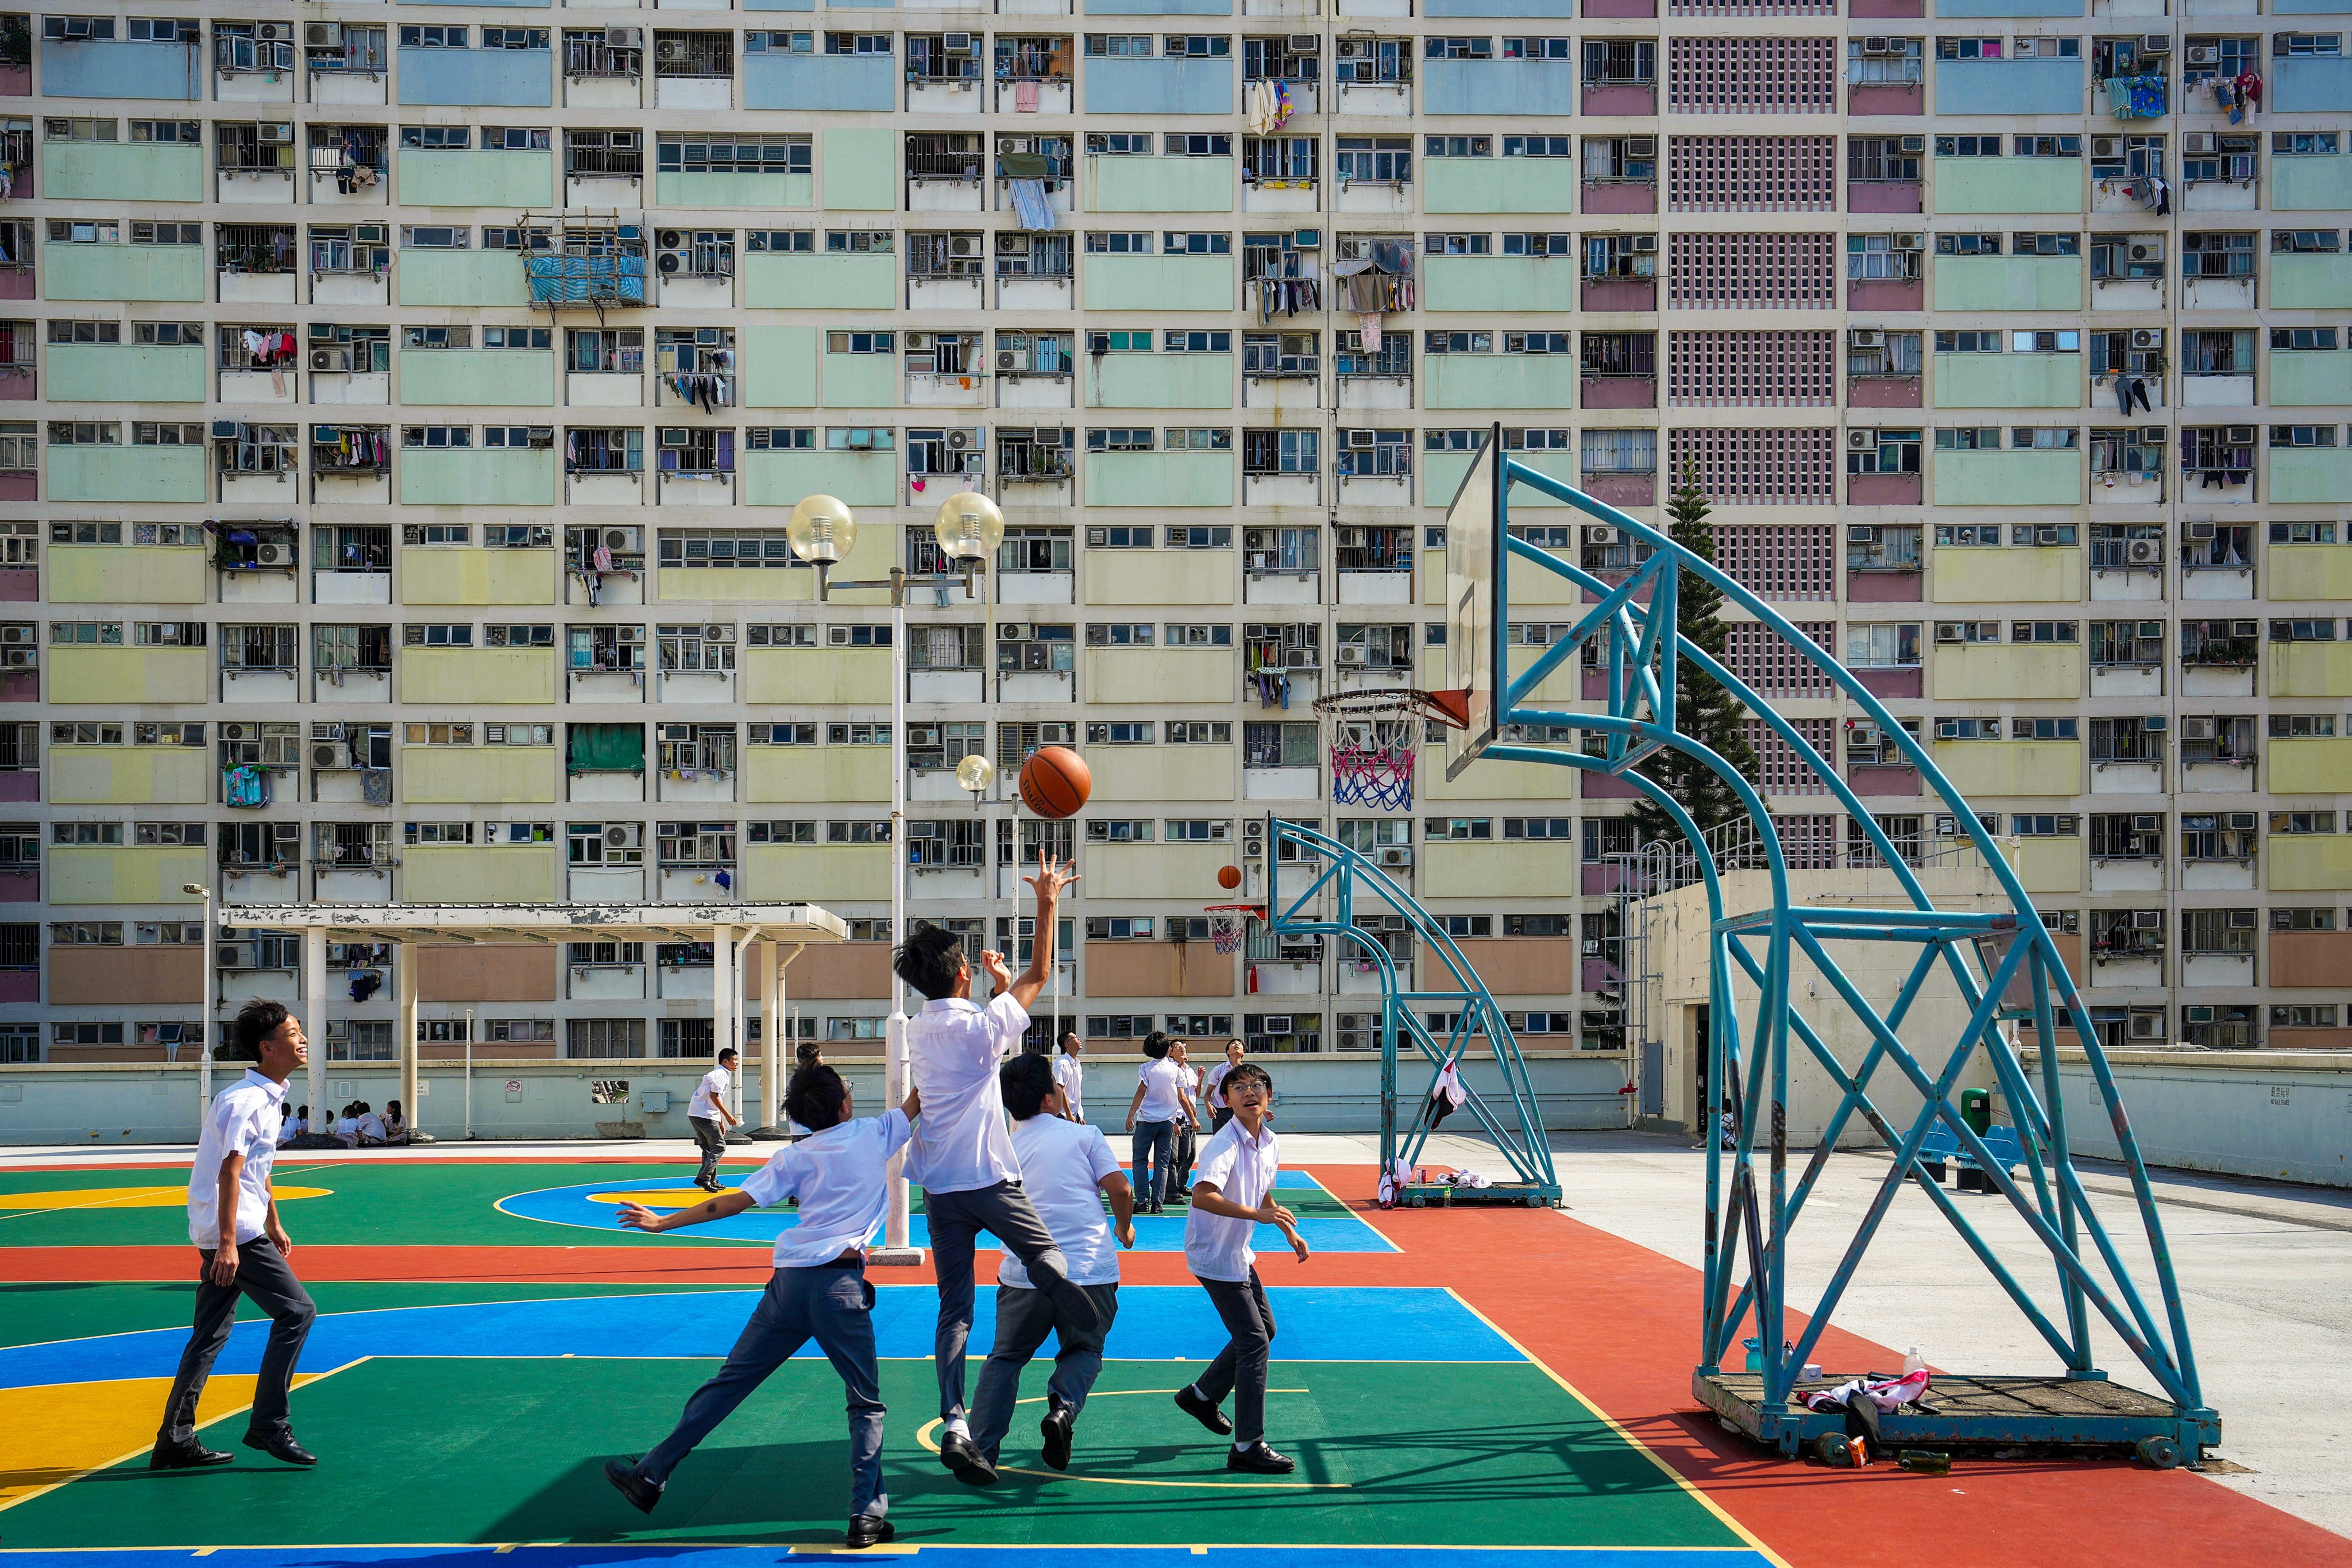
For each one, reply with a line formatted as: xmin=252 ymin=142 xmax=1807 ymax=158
xmin=1443 ymin=423 xmax=1506 ymax=781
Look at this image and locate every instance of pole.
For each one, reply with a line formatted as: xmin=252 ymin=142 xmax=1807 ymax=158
xmin=302 ymin=925 xmax=327 ymax=1130
xmin=464 ymin=1006 xmax=474 ymax=1140
xmin=397 ymin=938 xmax=419 ymax=1136
xmin=712 ymin=921 xmax=737 ymax=1145
xmin=197 ymin=888 xmax=215 ymax=1110
xmin=759 ymin=939 xmax=783 ymax=1135
xmin=874 ymin=582 xmax=920 ymax=1263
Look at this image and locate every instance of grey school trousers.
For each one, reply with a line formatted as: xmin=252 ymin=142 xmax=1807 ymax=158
xmin=157 ymin=1236 xmax=316 ymax=1445
xmin=924 ymin=1179 xmax=1098 ymax=1423
xmin=968 ymin=1281 xmax=1121 ymax=1462
xmin=638 ymin=1264 xmax=887 ymax=1520
xmin=1194 ymin=1268 xmax=1277 ymax=1446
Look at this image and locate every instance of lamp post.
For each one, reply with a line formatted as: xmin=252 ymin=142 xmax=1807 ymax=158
xmin=182 ymin=883 xmax=214 ymax=1109
xmin=787 ymin=490 xmax=1005 ymax=1262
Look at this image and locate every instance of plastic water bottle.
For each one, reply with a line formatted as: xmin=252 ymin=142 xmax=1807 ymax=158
xmin=1903 ymin=1346 xmax=1925 ymax=1374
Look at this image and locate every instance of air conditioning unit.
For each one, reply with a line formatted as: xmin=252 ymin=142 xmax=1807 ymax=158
xmin=2091 ymin=136 xmax=2121 ymax=159
xmin=254 ymin=542 xmax=290 ymax=566
xmin=2184 ymin=1005 xmax=2215 ymax=1025
xmin=1 ymin=649 xmax=29 ymax=668
xmin=2140 ymin=33 xmax=2170 ymax=53
xmin=2142 ymin=715 xmax=2166 ymax=731
xmin=1934 ymin=627 xmax=1965 ymax=646
xmin=999 ymin=622 xmax=1029 ymax=641
xmin=1583 ymin=524 xmax=1616 ymax=545
xmin=311 ymin=347 xmax=350 ymax=373
xmin=2186 ymin=44 xmax=2219 ymax=67
xmin=1936 ymin=716 xmax=1963 ymax=736
xmin=2187 ymin=522 xmax=2215 ymax=539
xmin=2125 ymin=538 xmax=2163 ymax=565
xmin=1629 ymin=234 xmax=1658 ymax=253
xmin=945 ymin=428 xmax=974 ymax=450
xmin=1378 ymin=847 xmax=1412 ymax=868
xmin=2231 ymin=618 xmax=2258 ymax=637
xmin=655 ymin=37 xmax=689 ymax=62
xmin=607 ymin=26 xmax=643 ymax=48
xmin=2181 ymin=716 xmax=2216 ymax=740
xmin=1288 ymin=33 xmax=1320 ymax=51
xmin=1262 ymin=1015 xmax=1293 ymax=1034
xmin=526 ymin=427 xmax=554 ymax=448
xmin=2130 ymin=329 xmax=2161 ymax=350
xmin=907 ymin=332 xmax=933 ymax=351
xmin=219 ymin=944 xmax=256 ymax=970
xmin=2131 ymin=910 xmax=2162 ymax=930
xmin=997 ymin=348 xmax=1028 ymax=373
xmin=305 ymin=22 xmax=343 ymax=48
xmin=1848 ymin=428 xmax=1878 ymax=451
xmin=1894 ymin=232 xmax=1924 ymax=250
xmin=1849 ymin=328 xmax=1886 ymax=349
xmin=257 ymin=123 xmax=292 ymax=145
xmin=2225 ymin=811 xmax=2257 ymax=831
xmin=944 ymin=31 xmax=974 ymax=52
xmin=211 ymin=419 xmax=247 ymax=441
xmin=311 ymin=721 xmax=344 ymax=740
xmin=356 ymin=224 xmax=388 ymax=244
xmin=1625 ymin=136 xmax=1656 ymax=157
xmin=2130 ymin=240 xmax=2165 ymax=264
xmin=702 ymin=623 xmax=730 ymax=641
xmin=1346 ymin=429 xmax=1376 ymax=449
xmin=1861 ymin=36 xmax=1891 ymax=53
xmin=948 ymin=235 xmax=979 ymax=257
xmin=604 ymin=824 xmax=640 ymax=848
xmin=1337 ymin=646 xmax=1368 ymax=667
xmin=997 ymin=231 xmax=1031 ymax=255
xmin=2184 ymin=133 xmax=2216 ymax=155
xmin=847 ymin=428 xmax=875 ymax=449
xmin=1848 ymin=525 xmax=1880 ymax=543
xmin=604 ymin=527 xmax=640 ymax=550
xmin=2226 ymin=425 xmax=2256 ymax=444
xmin=2132 ymin=813 xmax=2163 ymax=831
xmin=311 ymin=743 xmax=341 ymax=768
xmin=1899 ymin=134 xmax=1925 ymax=155
xmin=222 ymin=723 xmax=250 ymax=741
xmin=256 ymin=22 xmax=287 ymax=43
xmin=2129 ymin=1011 xmax=2164 ymax=1039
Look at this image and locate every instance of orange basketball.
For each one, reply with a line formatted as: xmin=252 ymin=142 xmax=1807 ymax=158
xmin=1018 ymin=746 xmax=1092 ymax=820
xmin=1218 ymin=864 xmax=1243 ymax=890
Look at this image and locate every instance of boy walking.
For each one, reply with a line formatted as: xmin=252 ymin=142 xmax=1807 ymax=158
xmin=897 ymin=852 xmax=1103 ymax=1486
xmin=1172 ymin=1062 xmax=1309 ymax=1474
xmin=154 ymin=1000 xmax=319 ymax=1470
xmin=688 ymin=1046 xmax=739 ymax=1191
xmin=963 ymin=1053 xmax=1134 ymax=1478
xmin=1051 ymin=1030 xmax=1086 ymax=1122
xmin=604 ymin=1064 xmax=915 ymax=1549
xmin=1122 ymin=1032 xmax=1199 ymax=1215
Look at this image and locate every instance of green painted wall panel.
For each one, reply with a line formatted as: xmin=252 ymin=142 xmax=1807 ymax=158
xmin=2270 ymin=449 xmax=2352 ymax=504
xmin=743 ymin=326 xmax=820 ymax=407
xmin=396 ymin=251 xmax=528 ymax=308
xmin=1086 ymin=450 xmax=1232 ymax=507
xmin=1932 ymin=352 xmax=2080 ymax=409
xmin=395 ymin=149 xmax=555 ymax=209
xmin=1427 ymin=354 xmax=1579 ymax=411
xmin=2272 ymin=254 xmax=2352 ymax=310
xmin=652 ymin=171 xmax=813 ymax=210
xmin=48 ymin=447 xmax=206 ymax=504
xmin=397 ymin=448 xmax=557 ymax=506
xmin=1930 ymin=449 xmax=2081 ymax=506
xmin=47 ymin=345 xmax=204 ymax=404
xmin=1424 ymin=256 xmax=1578 ymax=314
xmin=398 ymin=350 xmax=557 ymax=407
xmin=1084 ymin=155 xmax=1233 ymax=213
xmin=41 ymin=144 xmax=202 ymax=203
xmin=2272 ymin=351 xmax=2352 ymax=407
xmin=2274 ymin=156 xmax=2352 ymax=210
xmin=743 ymin=254 xmax=895 ymax=311
xmin=1082 ymin=254 xmax=1231 ymax=312
xmin=1086 ymin=352 xmax=1233 ymax=408
xmin=1931 ymin=156 xmax=2079 ymax=214
xmin=41 ymin=244 xmax=204 ymax=303
xmin=744 ymin=450 xmax=901 ymax=508
xmin=821 ymin=128 xmax=896 ymax=211
xmin=1423 ymin=449 xmax=1576 ymax=507
xmin=1930 ymin=256 xmax=2082 ymax=312
xmin=820 ymin=352 xmax=897 ymax=408
xmin=1423 ymin=159 xmax=1579 ymax=215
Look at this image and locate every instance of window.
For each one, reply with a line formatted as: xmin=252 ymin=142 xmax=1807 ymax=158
xmin=1243 ymin=721 xmax=1318 ymax=770
xmin=1847 ymin=623 xmax=1920 ymax=668
xmin=1934 ymin=233 xmax=2001 ymax=256
xmin=658 ymin=134 xmax=809 ymax=175
xmin=1424 ymin=817 xmax=1493 ymax=841
xmin=1936 ymin=134 xmax=2003 ymax=157
xmin=1847 ymin=233 xmax=1922 ymax=281
xmin=1335 ymin=137 xmax=1410 ymax=184
xmin=567 ymin=1019 xmax=647 ymax=1060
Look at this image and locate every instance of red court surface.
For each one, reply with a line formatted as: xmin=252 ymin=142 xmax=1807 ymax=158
xmin=8 ymin=1159 xmax=2342 ymax=1568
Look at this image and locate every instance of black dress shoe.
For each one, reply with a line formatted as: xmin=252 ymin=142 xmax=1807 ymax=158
xmin=149 ymin=1438 xmax=233 ymax=1470
xmin=1227 ymin=1441 xmax=1296 ymax=1474
xmin=1039 ymin=1401 xmax=1075 ymax=1472
xmin=1172 ymin=1385 xmax=1232 ymax=1436
xmin=939 ymin=1429 xmax=998 ymax=1486
xmin=604 ymin=1458 xmax=661 ymax=1515
xmin=242 ymin=1429 xmax=317 ymax=1466
xmin=845 ymin=1515 xmax=896 ymax=1550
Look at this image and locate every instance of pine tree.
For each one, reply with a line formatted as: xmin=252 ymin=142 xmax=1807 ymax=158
xmin=1626 ymin=459 xmax=1758 ymax=846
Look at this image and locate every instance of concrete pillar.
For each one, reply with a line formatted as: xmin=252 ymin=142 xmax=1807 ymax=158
xmin=397 ymin=939 xmax=420 ymax=1134
xmin=712 ymin=922 xmax=736 ymax=1123
xmin=303 ymin=925 xmax=328 ymax=1125
xmin=760 ymin=939 xmax=783 ymax=1132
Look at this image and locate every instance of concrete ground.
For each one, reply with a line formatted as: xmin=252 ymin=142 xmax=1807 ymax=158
xmin=11 ymin=1128 xmax=2345 ymax=1542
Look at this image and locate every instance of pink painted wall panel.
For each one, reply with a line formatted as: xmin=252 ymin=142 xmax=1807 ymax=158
xmin=1582 ymin=473 xmax=1655 ymax=508
xmin=1582 ymin=181 xmax=1657 ymax=215
xmin=0 ymin=670 xmax=36 ymax=702
xmin=1849 ymin=0 xmax=1923 ymax=16
xmin=1855 ymin=667 xmax=1923 ymax=700
xmin=1848 ymin=279 xmax=1922 ymax=312
xmin=0 ymin=567 xmax=35 ymax=599
xmin=1581 ymin=375 xmax=1656 ymax=409
xmin=0 ymin=972 xmax=33 ymax=1004
xmin=0 ymin=771 xmax=36 ymax=801
xmin=0 ymin=64 xmax=29 ymax=96
xmin=1848 ymin=181 xmax=1922 ymax=214
xmin=1582 ymin=0 xmax=1656 ymax=16
xmin=1848 ymin=84 xmax=1922 ymax=117
xmin=1848 ymin=764 xmax=1924 ymax=798
xmin=0 ymin=870 xmax=34 ymax=902
xmin=1847 ymin=571 xmax=1923 ymax=604
xmin=1583 ymin=84 xmax=1655 ymax=116
xmin=0 ymin=474 xmax=33 ymax=500
xmin=1848 ymin=473 xmax=1922 ymax=507
xmin=1581 ymin=771 xmax=1643 ymax=800
xmin=1848 ymin=376 xmax=1922 ymax=410
xmin=0 ymin=272 xmax=33 ymax=303
xmin=1582 ymin=279 xmax=1656 ymax=313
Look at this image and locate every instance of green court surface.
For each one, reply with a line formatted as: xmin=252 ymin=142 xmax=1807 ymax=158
xmin=0 ymin=1355 xmax=1741 ymax=1552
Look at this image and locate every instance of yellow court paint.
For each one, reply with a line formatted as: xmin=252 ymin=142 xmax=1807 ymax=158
xmin=0 ymin=1184 xmax=333 ymax=1215
xmin=585 ymin=1188 xmax=744 ymax=1209
xmin=0 ymin=1367 xmax=341 ymax=1511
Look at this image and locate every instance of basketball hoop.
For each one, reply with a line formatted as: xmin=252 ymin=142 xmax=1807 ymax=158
xmin=1314 ymin=688 xmax=1469 ymax=812
xmin=1204 ymin=903 xmax=1262 ymax=955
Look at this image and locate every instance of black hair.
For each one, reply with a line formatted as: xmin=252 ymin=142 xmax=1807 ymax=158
xmin=891 ymin=925 xmax=968 ymax=1001
xmin=387 ymin=1099 xmax=401 ymax=1114
xmin=795 ymin=1040 xmax=824 ymax=1069
xmin=1000 ymin=1052 xmax=1056 ymax=1122
xmin=785 ymin=1063 xmax=849 ymax=1131
xmin=717 ymin=1046 xmax=739 ymax=1064
xmin=231 ymin=999 xmax=291 ymax=1063
xmin=1059 ymin=1030 xmax=1081 ymax=1052
xmin=1223 ymin=1063 xmax=1274 ymax=1100
xmin=1142 ymin=1029 xmax=1171 ymax=1060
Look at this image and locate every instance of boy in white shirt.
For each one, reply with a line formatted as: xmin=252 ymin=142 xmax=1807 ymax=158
xmin=962 ymin=1052 xmax=1134 ymax=1478
xmin=896 ymin=852 xmax=1102 ymax=1486
xmin=1051 ymin=1029 xmax=1086 ymax=1122
xmin=688 ymin=1047 xmax=739 ymax=1192
xmin=1122 ymin=1032 xmax=1200 ymax=1215
xmin=604 ymin=1063 xmax=917 ymax=1551
xmin=1173 ymin=1061 xmax=1309 ymax=1474
xmin=1204 ymin=1040 xmax=1246 ymax=1133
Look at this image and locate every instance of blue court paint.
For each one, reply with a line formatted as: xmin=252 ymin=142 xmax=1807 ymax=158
xmin=494 ymin=1174 xmax=1397 ymax=1255
xmin=0 ymin=1285 xmax=1518 ymax=1391
xmin=0 ymin=1550 xmax=1775 ymax=1568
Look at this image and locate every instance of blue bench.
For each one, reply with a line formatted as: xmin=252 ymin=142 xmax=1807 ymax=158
xmin=1918 ymin=1122 xmax=2029 ymax=1187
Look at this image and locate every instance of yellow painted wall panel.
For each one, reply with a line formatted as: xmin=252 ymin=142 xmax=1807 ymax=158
xmin=399 ymin=648 xmax=557 ymax=705
xmin=1087 ymin=549 xmax=1231 ymax=605
xmin=401 ymin=747 xmax=559 ymax=805
xmin=746 ymin=746 xmax=890 ymax=805
xmin=2272 ymin=736 xmax=2352 ymax=794
xmin=2270 ymin=836 xmax=2352 ymax=893
xmin=399 ymin=548 xmax=556 ymax=606
xmin=1930 ymin=644 xmax=2082 ymax=700
xmin=1423 ymin=841 xmax=1577 ymax=899
xmin=47 ymin=846 xmax=206 ymax=906
xmin=743 ymin=845 xmax=891 ymax=903
xmin=2014 ymin=836 xmax=2084 ymax=895
xmin=656 ymin=567 xmax=815 ymax=606
xmin=49 ymin=747 xmax=208 ymax=806
xmin=1090 ymin=840 xmax=1234 ymax=899
xmin=744 ymin=648 xmax=892 ymax=705
xmin=1930 ymin=740 xmax=2079 ymax=797
xmin=48 ymin=648 xmax=207 ymax=705
xmin=1420 ymin=749 xmax=1584 ymax=802
xmin=1092 ymin=745 xmax=1236 ymax=802
xmin=1930 ymin=547 xmax=2082 ymax=603
xmin=1086 ymin=648 xmax=1231 ymax=705
xmin=1505 ymin=643 xmax=1581 ymax=705
xmin=403 ymin=844 xmax=561 ymax=902
xmin=47 ymin=546 xmax=204 ymax=604
xmin=2270 ymin=642 xmax=2352 ymax=698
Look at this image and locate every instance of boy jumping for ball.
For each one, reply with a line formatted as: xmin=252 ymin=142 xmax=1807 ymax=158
xmin=1172 ymin=1061 xmax=1310 ymax=1473
xmin=603 ymin=1064 xmax=917 ymax=1550
xmin=897 ymin=851 xmax=1105 ymax=1486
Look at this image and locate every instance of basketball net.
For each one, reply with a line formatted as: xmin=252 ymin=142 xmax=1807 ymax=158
xmin=1204 ymin=903 xmax=1260 ymax=955
xmin=1316 ymin=689 xmax=1431 ymax=812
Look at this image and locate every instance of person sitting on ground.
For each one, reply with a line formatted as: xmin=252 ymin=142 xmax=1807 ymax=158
xmin=380 ymin=1099 xmax=410 ymax=1146
xmin=333 ymin=1104 xmax=361 ymax=1148
xmin=356 ymin=1102 xmax=387 ymax=1146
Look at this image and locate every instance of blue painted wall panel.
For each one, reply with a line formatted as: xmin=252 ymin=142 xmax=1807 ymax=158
xmin=2271 ymin=56 xmax=2352 ymax=113
xmin=1082 ymin=57 xmax=1234 ymax=115
xmin=1086 ymin=0 xmax=1230 ymax=11
xmin=743 ymin=0 xmax=816 ymax=10
xmin=1424 ymin=0 xmax=1575 ymax=14
xmin=1933 ymin=58 xmax=2083 ymax=116
xmin=37 ymin=40 xmax=202 ymax=99
xmin=1934 ymin=0 xmax=2082 ymax=15
xmin=744 ymin=54 xmax=895 ymax=111
xmin=2274 ymin=0 xmax=2352 ymax=13
xmin=396 ymin=47 xmax=553 ymax=108
xmin=1423 ymin=60 xmax=1578 ymax=117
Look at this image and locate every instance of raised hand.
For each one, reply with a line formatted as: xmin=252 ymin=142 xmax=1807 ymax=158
xmin=1024 ymin=850 xmax=1080 ymax=902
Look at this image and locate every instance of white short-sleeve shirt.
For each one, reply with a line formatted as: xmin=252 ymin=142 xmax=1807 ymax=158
xmin=186 ymin=1069 xmax=287 ymax=1249
xmin=905 ymin=994 xmax=1029 ymax=1194
xmin=1205 ymin=1060 xmax=1239 ymax=1110
xmin=1136 ymin=1056 xmax=1190 ymax=1122
xmin=737 ymin=1108 xmax=914 ymax=1268
xmin=689 ymin=1065 xmax=733 ymax=1119
xmin=1052 ymin=1051 xmax=1086 ymax=1110
xmin=1184 ymin=1117 xmax=1281 ymax=1282
xmin=357 ymin=1111 xmax=385 ymax=1142
xmin=999 ymin=1114 xmax=1123 ymax=1288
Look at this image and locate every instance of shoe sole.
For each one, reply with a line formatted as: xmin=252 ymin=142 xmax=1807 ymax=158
xmin=847 ymin=1525 xmax=897 ymax=1550
xmin=241 ymin=1435 xmax=316 ymax=1466
xmin=149 ymin=1451 xmax=232 ymax=1470
xmin=1040 ymin=1415 xmax=1073 ymax=1472
xmin=604 ymin=1460 xmax=658 ymax=1515
xmin=940 ymin=1442 xmax=999 ymax=1487
xmin=1228 ymin=1459 xmax=1297 ymax=1474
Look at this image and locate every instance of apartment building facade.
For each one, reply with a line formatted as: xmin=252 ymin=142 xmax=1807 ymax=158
xmin=1 ymin=0 xmax=2349 ymax=1068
